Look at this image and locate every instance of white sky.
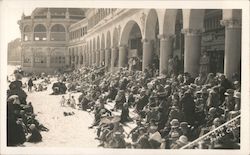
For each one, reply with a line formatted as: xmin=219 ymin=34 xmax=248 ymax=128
xmin=3 ymin=7 xmax=34 ymax=43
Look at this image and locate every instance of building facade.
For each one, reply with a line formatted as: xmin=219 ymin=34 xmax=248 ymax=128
xmin=18 ymin=8 xmax=86 ymax=73
xmin=18 ymin=8 xmax=242 ymax=79
xmin=8 ymin=38 xmax=22 ymax=65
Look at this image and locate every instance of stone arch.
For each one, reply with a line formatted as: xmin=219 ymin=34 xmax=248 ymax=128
xmin=182 ymin=9 xmax=205 ymax=30
xmin=50 ymin=24 xmax=66 ymax=32
xmin=24 ymin=25 xmax=32 ymax=32
xmin=34 ymin=24 xmax=47 ymax=32
xmin=120 ymin=20 xmax=143 ymax=70
xmin=120 ymin=20 xmax=142 ymax=46
xmin=33 ymin=24 xmax=47 ymax=41
xmin=50 ymin=24 xmax=66 ymax=41
xmin=23 ymin=25 xmax=32 ymax=41
xmin=145 ymin=9 xmax=159 ymax=40
xmin=161 ymin=9 xmax=180 ymax=35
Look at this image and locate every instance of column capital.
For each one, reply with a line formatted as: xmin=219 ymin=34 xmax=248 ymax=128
xmin=157 ymin=34 xmax=176 ymax=40
xmin=141 ymin=38 xmax=154 ymax=43
xmin=181 ymin=28 xmax=204 ymax=36
xmin=220 ymin=19 xmax=241 ymax=29
xmin=118 ymin=44 xmax=127 ymax=48
xmin=112 ymin=47 xmax=118 ymax=50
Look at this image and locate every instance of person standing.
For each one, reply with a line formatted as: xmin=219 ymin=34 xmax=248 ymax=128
xmin=60 ymin=96 xmax=66 ymax=107
xmin=28 ymin=78 xmax=33 ymax=92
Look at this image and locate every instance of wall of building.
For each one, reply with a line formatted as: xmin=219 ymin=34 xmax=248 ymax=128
xmin=8 ymin=38 xmax=22 ymax=65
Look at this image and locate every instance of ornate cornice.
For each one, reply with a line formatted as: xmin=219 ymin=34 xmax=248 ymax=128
xmin=220 ymin=19 xmax=241 ymax=29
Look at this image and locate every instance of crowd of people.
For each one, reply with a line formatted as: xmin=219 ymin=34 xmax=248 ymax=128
xmin=7 ymin=73 xmax=48 ymax=146
xmin=7 ymin=63 xmax=241 ymax=149
xmin=60 ymin=65 xmax=241 ymax=149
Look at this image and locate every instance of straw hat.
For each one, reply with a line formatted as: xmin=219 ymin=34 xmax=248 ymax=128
xmin=170 ymin=119 xmax=180 ymax=127
xmin=176 ymin=135 xmax=188 ymax=145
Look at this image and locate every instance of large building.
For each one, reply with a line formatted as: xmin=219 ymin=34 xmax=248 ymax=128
xmin=18 ymin=8 xmax=242 ymax=79
xmin=8 ymin=38 xmax=22 ymax=65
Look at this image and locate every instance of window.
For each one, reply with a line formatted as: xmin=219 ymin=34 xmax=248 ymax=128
xmin=34 ymin=56 xmax=46 ymax=63
xmin=24 ymin=56 xmax=31 ymax=63
xmin=34 ymin=24 xmax=47 ymax=41
xmin=23 ymin=25 xmax=32 ymax=41
xmin=50 ymin=24 xmax=66 ymax=41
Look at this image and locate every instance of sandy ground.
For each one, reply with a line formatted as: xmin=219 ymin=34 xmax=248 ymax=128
xmin=8 ymin=66 xmax=99 ymax=148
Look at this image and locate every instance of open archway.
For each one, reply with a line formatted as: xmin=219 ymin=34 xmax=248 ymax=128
xmin=145 ymin=9 xmax=160 ymax=73
xmin=120 ymin=20 xmax=142 ymax=70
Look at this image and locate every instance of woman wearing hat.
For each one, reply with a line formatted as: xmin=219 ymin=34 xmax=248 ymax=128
xmin=171 ymin=135 xmax=189 ymax=149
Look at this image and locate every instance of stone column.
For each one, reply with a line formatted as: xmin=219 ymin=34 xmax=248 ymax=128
xmin=100 ymin=49 xmax=105 ymax=66
xmin=71 ymin=52 xmax=75 ymax=67
xmin=89 ymin=51 xmax=92 ymax=66
xmin=221 ymin=19 xmax=241 ymax=80
xmin=111 ymin=47 xmax=118 ymax=72
xmin=31 ymin=48 xmax=34 ymax=68
xmin=92 ymin=50 xmax=96 ymax=66
xmin=82 ymin=52 xmax=86 ymax=67
xmin=75 ymin=53 xmax=78 ymax=67
xmin=142 ymin=39 xmax=153 ymax=71
xmin=46 ymin=48 xmax=51 ymax=68
xmin=158 ymin=34 xmax=174 ymax=75
xmin=105 ymin=48 xmax=111 ymax=69
xmin=96 ymin=50 xmax=100 ymax=66
xmin=182 ymin=28 xmax=202 ymax=77
xmin=118 ymin=45 xmax=127 ymax=68
xmin=65 ymin=49 xmax=70 ymax=66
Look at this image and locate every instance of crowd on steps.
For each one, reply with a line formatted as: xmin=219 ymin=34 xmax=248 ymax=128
xmin=59 ymin=66 xmax=241 ymax=149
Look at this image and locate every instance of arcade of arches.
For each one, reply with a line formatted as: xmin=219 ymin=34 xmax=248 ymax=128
xmin=20 ymin=9 xmax=242 ymax=80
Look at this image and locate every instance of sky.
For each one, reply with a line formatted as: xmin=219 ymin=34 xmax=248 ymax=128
xmin=3 ymin=7 xmax=34 ymax=43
